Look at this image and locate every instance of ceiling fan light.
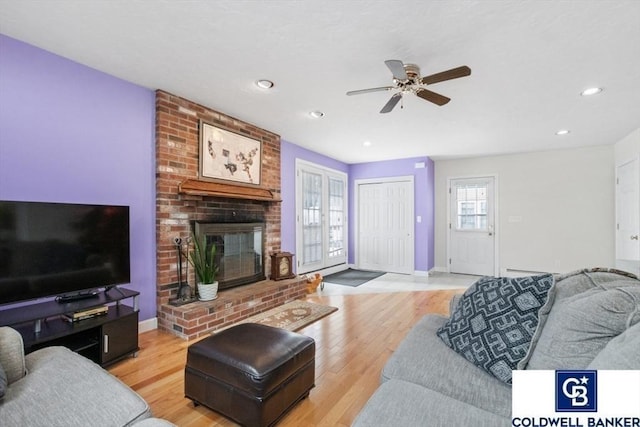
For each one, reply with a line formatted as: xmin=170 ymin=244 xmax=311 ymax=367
xmin=556 ymin=129 xmax=570 ymax=136
xmin=581 ymin=87 xmax=602 ymax=96
xmin=255 ymin=79 xmax=274 ymax=89
xmin=309 ymin=111 xmax=324 ymax=118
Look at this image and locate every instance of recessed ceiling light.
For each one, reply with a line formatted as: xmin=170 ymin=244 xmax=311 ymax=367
xmin=255 ymin=79 xmax=274 ymax=89
xmin=363 ymin=141 xmax=372 ymax=147
xmin=309 ymin=111 xmax=324 ymax=118
xmin=556 ymin=129 xmax=570 ymax=136
xmin=581 ymin=87 xmax=602 ymax=96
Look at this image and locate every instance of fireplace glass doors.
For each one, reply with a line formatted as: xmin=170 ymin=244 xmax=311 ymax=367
xmin=194 ymin=222 xmax=265 ymax=290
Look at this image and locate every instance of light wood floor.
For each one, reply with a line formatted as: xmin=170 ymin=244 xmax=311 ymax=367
xmin=108 ymin=289 xmax=461 ymax=426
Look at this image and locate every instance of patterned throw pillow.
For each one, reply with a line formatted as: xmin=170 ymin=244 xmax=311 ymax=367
xmin=437 ymin=274 xmax=554 ymax=384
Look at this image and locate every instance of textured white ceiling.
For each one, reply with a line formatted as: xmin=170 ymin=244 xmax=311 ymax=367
xmin=1 ymin=0 xmax=639 ymax=163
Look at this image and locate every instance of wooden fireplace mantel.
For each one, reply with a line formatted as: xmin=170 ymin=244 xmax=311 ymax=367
xmin=178 ymin=179 xmax=281 ymax=202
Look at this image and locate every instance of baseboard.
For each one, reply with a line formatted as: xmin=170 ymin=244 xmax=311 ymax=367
xmin=431 ymin=266 xmax=449 ymax=273
xmin=500 ymin=268 xmax=550 ymax=277
xmin=413 ymin=270 xmax=429 ymax=277
xmin=302 ymin=264 xmax=349 ymax=278
xmin=139 ymin=317 xmax=157 ymax=333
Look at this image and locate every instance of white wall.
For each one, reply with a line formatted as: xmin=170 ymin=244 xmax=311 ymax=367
xmin=434 ymin=145 xmax=615 ymax=275
xmin=614 ymin=128 xmax=640 ymax=276
xmin=615 ymin=128 xmax=640 ymax=165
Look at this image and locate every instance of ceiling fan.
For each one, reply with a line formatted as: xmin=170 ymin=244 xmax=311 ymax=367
xmin=346 ymin=60 xmax=471 ymax=113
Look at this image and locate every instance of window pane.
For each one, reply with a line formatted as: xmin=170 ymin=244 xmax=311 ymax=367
xmin=302 ymin=171 xmax=322 ymax=264
xmin=455 ymin=183 xmax=488 ymax=231
xmin=297 ymin=165 xmax=348 ymax=272
xmin=328 ymin=177 xmax=345 ymax=258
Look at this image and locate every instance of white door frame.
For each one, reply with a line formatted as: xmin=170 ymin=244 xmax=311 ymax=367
xmin=446 ymin=174 xmax=499 ymax=276
xmin=295 ymin=159 xmax=348 ymax=274
xmin=354 ymin=176 xmax=415 ymax=272
xmin=615 ymin=156 xmax=640 ymax=274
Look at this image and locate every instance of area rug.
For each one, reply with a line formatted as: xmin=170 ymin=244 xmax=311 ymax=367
xmin=221 ymin=300 xmax=338 ymax=332
xmin=323 ymin=268 xmax=385 ymax=287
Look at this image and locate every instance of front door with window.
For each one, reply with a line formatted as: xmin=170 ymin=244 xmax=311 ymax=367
xmin=449 ymin=177 xmax=496 ymax=276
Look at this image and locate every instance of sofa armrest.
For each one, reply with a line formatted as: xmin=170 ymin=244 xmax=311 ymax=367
xmin=0 ymin=326 xmax=27 ymax=384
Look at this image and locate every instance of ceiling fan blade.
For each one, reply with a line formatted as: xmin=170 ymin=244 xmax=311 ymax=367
xmin=380 ymin=93 xmax=402 ymax=113
xmin=416 ymin=88 xmax=450 ymax=106
xmin=346 ymin=86 xmax=394 ymax=96
xmin=384 ymin=60 xmax=408 ymax=80
xmin=421 ymin=66 xmax=471 ymax=85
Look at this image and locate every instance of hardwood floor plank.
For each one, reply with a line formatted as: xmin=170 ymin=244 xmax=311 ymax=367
xmin=108 ymin=289 xmax=460 ymax=426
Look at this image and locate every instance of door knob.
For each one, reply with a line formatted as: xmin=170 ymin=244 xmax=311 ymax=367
xmin=631 ymin=235 xmax=639 ymax=241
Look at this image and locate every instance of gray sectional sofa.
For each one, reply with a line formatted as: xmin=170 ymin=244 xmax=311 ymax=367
xmin=0 ymin=326 xmax=174 ymax=427
xmin=353 ymin=268 xmax=640 ymax=427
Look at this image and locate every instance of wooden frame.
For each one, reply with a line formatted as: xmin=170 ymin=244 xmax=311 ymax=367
xmin=199 ymin=120 xmax=261 ymax=185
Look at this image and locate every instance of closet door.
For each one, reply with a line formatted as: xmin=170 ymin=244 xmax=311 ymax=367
xmin=356 ymin=177 xmax=414 ymax=274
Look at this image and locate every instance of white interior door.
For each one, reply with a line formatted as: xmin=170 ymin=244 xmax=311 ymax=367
xmin=449 ymin=177 xmax=496 ymax=276
xmin=616 ymin=158 xmax=640 ymax=262
xmin=357 ymin=178 xmax=414 ymax=274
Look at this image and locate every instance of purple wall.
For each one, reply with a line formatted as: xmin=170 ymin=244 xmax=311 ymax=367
xmin=349 ymin=157 xmax=434 ymax=272
xmin=281 ymin=140 xmax=435 ymax=273
xmin=0 ymin=35 xmax=157 ymax=321
xmin=425 ymin=157 xmax=435 ymax=269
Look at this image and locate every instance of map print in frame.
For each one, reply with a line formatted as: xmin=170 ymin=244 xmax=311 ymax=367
xmin=199 ymin=121 xmax=261 ymax=185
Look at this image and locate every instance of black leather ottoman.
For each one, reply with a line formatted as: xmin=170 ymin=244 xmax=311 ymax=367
xmin=184 ymin=323 xmax=316 ymax=427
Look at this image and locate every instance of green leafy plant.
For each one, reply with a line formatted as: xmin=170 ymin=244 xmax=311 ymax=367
xmin=187 ymin=233 xmax=219 ymax=284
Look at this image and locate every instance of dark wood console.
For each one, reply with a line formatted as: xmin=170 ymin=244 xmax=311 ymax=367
xmin=0 ymin=288 xmax=139 ymax=366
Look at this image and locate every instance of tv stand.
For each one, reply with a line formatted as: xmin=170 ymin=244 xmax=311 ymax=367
xmin=105 ymin=285 xmax=126 ymax=298
xmin=0 ymin=288 xmax=140 ymax=367
xmin=55 ymin=289 xmax=100 ymax=303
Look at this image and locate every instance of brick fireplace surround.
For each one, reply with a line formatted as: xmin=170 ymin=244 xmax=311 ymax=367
xmin=155 ymin=90 xmax=305 ymax=340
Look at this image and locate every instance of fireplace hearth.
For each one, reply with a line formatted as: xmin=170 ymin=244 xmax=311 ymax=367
xmin=195 ymin=221 xmax=266 ymax=290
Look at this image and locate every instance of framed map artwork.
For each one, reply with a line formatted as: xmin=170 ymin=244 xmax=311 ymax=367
xmin=198 ymin=120 xmax=261 ymax=185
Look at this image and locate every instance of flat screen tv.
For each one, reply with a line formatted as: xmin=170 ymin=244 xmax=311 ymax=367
xmin=0 ymin=200 xmax=130 ymax=305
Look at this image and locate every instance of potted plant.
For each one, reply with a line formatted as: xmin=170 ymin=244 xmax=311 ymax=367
xmin=187 ymin=233 xmax=219 ymax=301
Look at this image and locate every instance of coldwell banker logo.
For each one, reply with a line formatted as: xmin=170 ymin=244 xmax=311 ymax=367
xmin=555 ymin=370 xmax=597 ymax=413
xmin=512 ymin=370 xmax=640 ymax=427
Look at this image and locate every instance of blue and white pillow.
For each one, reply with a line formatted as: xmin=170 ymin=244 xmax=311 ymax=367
xmin=437 ymin=274 xmax=554 ymax=384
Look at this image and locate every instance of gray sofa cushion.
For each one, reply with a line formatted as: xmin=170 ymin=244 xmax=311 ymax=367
xmin=0 ymin=361 xmax=6 ymax=399
xmin=352 ymin=379 xmax=510 ymax=427
xmin=521 ymin=271 xmax=640 ymax=370
xmin=382 ymin=314 xmax=512 ymax=418
xmin=551 ymin=269 xmax=634 ymax=300
xmin=0 ymin=346 xmax=152 ymax=427
xmin=0 ymin=326 xmax=27 ymax=384
xmin=587 ymin=321 xmax=640 ymax=369
xmin=437 ymin=274 xmax=554 ymax=384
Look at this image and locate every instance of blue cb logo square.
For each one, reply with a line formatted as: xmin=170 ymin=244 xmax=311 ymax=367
xmin=555 ymin=370 xmax=597 ymax=412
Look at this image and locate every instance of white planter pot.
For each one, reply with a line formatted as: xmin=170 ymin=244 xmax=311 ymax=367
xmin=197 ymin=281 xmax=218 ymax=301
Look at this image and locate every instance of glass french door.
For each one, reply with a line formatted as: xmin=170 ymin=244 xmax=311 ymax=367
xmin=296 ymin=161 xmax=347 ymax=273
